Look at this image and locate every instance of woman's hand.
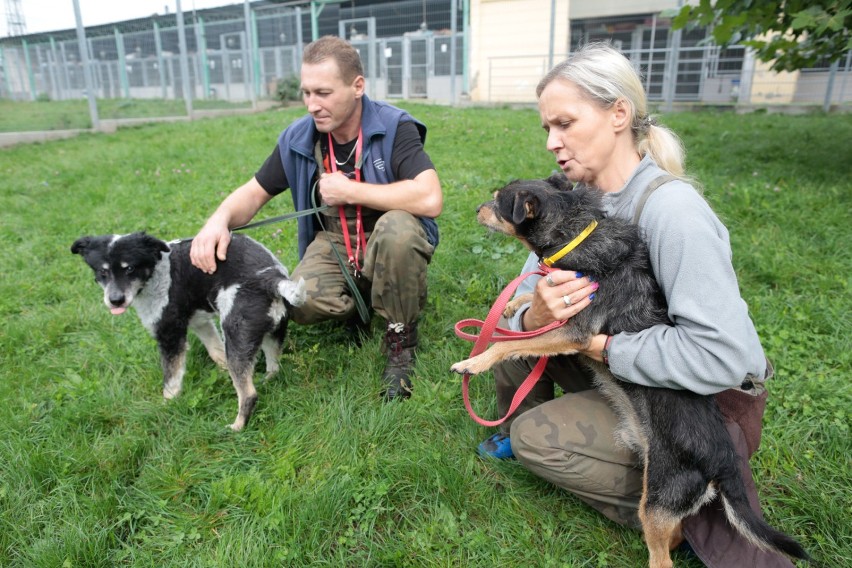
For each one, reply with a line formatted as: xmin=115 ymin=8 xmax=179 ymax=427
xmin=522 ymin=269 xmax=598 ymax=330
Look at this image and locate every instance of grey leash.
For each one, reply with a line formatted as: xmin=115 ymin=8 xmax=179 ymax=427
xmin=227 ymin=189 xmax=370 ymax=325
xmin=309 ymin=179 xmax=371 ymax=325
xmin=231 ymin=205 xmax=329 ymax=232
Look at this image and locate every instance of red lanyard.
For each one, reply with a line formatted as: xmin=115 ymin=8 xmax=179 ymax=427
xmin=327 ymin=129 xmax=367 ymax=274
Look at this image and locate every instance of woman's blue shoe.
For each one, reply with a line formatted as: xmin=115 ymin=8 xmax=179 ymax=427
xmin=478 ymin=432 xmax=514 ymax=459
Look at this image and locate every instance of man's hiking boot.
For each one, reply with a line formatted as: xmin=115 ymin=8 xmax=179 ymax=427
xmin=381 ymin=321 xmax=417 ymax=401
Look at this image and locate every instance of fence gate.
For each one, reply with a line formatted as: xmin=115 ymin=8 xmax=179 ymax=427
xmin=406 ymin=35 xmax=429 ymax=98
xmin=383 ymin=38 xmax=404 ymax=98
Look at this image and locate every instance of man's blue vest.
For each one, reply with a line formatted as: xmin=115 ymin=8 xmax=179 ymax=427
xmin=277 ymin=94 xmax=439 ymax=259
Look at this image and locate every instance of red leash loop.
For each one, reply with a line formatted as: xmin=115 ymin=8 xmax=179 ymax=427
xmin=454 ymin=268 xmax=566 ymax=427
xmin=328 ymin=130 xmax=367 ymax=274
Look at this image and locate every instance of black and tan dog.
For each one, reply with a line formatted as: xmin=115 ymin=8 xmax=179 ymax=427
xmin=451 ymin=175 xmax=809 ymax=568
xmin=72 ymin=232 xmax=306 ymax=431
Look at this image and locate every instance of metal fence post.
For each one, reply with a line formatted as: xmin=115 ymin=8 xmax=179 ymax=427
xmin=824 ymin=59 xmax=839 ymax=112
xmin=48 ymin=37 xmax=64 ymax=100
xmin=72 ymin=0 xmax=99 ymax=129
xmin=450 ymin=0 xmax=457 ymax=103
xmin=296 ymin=7 xmax=304 ymax=65
xmin=838 ymin=50 xmax=852 ymax=106
xmin=21 ymin=39 xmax=36 ymax=100
xmin=662 ymin=28 xmax=682 ymax=112
xmin=737 ymin=48 xmax=755 ymax=106
xmin=462 ymin=0 xmax=469 ymax=95
xmin=251 ymin=9 xmax=262 ymax=101
xmin=0 ymin=46 xmax=10 ymax=99
xmin=153 ymin=21 xmax=167 ymax=99
xmin=59 ymin=41 xmax=72 ymax=99
xmin=244 ymin=0 xmax=257 ymax=107
xmin=175 ymin=0 xmax=194 ymax=116
xmin=197 ymin=17 xmax=211 ymax=99
xmin=114 ymin=28 xmax=130 ymax=98
xmin=548 ymin=0 xmax=556 ymax=70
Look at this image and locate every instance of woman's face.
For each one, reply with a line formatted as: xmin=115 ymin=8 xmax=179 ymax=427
xmin=538 ymin=78 xmax=621 ymax=187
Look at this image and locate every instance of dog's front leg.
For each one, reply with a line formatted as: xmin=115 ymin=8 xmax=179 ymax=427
xmin=503 ymin=293 xmax=533 ymax=318
xmin=159 ymin=337 xmax=188 ymax=399
xmin=451 ymin=329 xmax=585 ymax=375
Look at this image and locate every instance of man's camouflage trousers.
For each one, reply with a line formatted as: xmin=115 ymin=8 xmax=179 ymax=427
xmin=290 ymin=210 xmax=435 ymax=326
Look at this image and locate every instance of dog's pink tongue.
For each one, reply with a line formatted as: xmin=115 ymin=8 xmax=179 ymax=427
xmin=110 ymin=307 xmax=127 ymax=315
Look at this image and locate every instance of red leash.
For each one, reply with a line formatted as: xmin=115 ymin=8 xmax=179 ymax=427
xmin=327 ymin=129 xmax=367 ymax=275
xmin=454 ymin=268 xmax=566 ymax=427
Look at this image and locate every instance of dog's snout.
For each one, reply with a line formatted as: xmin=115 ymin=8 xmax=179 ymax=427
xmin=109 ymin=291 xmax=126 ymax=306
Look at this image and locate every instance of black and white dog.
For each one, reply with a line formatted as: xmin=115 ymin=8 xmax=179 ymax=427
xmin=71 ymin=232 xmax=306 ymax=431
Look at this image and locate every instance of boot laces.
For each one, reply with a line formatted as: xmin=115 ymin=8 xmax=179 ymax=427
xmin=385 ymin=324 xmax=407 ymax=357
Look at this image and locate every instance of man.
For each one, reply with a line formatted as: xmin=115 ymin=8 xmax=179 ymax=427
xmin=190 ymin=36 xmax=443 ymax=400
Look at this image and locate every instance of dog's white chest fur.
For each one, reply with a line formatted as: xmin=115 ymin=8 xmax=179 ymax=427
xmin=134 ymin=253 xmax=172 ymax=334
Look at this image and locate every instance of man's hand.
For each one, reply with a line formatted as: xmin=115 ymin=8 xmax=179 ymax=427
xmin=318 ymin=171 xmax=355 ymax=206
xmin=189 ymin=177 xmax=274 ymax=274
xmin=190 ymin=219 xmax=231 ymax=274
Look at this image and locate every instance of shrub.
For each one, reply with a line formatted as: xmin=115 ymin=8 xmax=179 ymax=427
xmin=275 ymin=75 xmax=301 ymax=103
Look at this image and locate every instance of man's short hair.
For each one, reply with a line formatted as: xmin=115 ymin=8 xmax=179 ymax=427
xmin=302 ymin=36 xmax=364 ymax=83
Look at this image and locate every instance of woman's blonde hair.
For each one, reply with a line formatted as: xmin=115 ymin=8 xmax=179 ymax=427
xmin=536 ymin=42 xmax=687 ymax=177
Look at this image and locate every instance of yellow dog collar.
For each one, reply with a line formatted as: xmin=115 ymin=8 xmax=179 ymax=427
xmin=541 ymin=220 xmax=598 ymax=267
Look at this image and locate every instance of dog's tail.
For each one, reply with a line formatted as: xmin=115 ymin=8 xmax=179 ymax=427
xmin=718 ymin=473 xmax=811 ymax=562
xmin=276 ymin=277 xmax=307 ymax=307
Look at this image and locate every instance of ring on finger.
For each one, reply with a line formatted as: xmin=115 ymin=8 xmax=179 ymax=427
xmin=546 ymin=274 xmax=555 ymax=287
xmin=562 ymin=295 xmax=572 ymax=307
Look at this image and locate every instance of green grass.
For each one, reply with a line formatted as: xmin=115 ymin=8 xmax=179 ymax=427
xmin=0 ymin=98 xmax=254 ymax=132
xmin=0 ymin=105 xmax=849 ymax=566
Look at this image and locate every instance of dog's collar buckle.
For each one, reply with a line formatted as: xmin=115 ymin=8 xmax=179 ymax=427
xmin=541 ymin=219 xmax=599 ymax=267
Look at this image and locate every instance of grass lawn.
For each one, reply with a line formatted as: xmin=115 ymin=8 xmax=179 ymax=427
xmin=0 ymin=104 xmax=849 ymax=567
xmin=0 ymin=98 xmax=254 ymax=132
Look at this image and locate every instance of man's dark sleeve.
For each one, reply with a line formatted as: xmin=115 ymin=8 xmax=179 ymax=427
xmin=391 ymin=121 xmax=436 ymax=181
xmin=255 ymin=144 xmax=290 ymax=196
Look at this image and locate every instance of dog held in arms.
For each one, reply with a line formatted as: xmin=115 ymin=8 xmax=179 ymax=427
xmin=450 ymin=175 xmax=809 ymax=568
xmin=71 ymin=232 xmax=306 ymax=431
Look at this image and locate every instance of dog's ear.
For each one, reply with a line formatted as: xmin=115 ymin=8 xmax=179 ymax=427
xmin=138 ymin=232 xmax=170 ymax=255
xmin=546 ymin=172 xmax=573 ymax=192
xmin=71 ymin=237 xmax=91 ymax=255
xmin=511 ymin=190 xmax=538 ymax=224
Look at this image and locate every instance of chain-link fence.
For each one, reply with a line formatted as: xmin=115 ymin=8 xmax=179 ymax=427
xmin=1 ymin=0 xmax=849 ymax=138
xmin=484 ymin=12 xmax=852 ymax=111
xmin=0 ymin=0 xmax=465 ymax=134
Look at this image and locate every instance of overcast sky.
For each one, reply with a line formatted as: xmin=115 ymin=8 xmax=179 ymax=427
xmin=4 ymin=0 xmax=240 ymax=36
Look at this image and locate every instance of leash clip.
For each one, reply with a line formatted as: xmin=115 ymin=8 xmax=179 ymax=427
xmin=348 ymin=259 xmax=362 ymax=279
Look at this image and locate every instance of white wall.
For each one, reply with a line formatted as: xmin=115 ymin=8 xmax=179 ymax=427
xmin=469 ymin=0 xmax=569 ymax=102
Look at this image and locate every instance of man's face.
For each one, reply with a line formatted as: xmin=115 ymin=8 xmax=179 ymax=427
xmin=300 ymin=59 xmax=363 ymax=135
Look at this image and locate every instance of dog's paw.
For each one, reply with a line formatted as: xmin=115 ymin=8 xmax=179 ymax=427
xmin=261 ymin=366 xmax=279 ymax=382
xmin=503 ymin=294 xmax=533 ymax=318
xmin=208 ymin=350 xmax=228 ymax=369
xmin=162 ymin=386 xmax=182 ymax=400
xmin=450 ymin=356 xmax=490 ymax=375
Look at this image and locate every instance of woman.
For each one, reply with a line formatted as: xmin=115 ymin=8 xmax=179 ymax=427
xmin=479 ymin=43 xmax=791 ymax=567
